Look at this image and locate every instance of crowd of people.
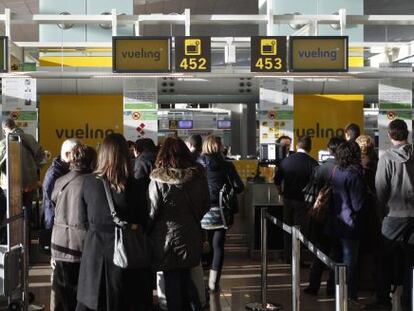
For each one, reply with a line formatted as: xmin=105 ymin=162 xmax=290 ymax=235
xmin=38 ymin=130 xmax=243 ymax=311
xmin=275 ymin=121 xmax=414 ymax=311
xmin=1 ymin=115 xmax=413 ymax=311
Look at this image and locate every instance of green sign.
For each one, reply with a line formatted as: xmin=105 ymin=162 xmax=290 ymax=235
xmin=0 ymin=37 xmax=8 ymax=72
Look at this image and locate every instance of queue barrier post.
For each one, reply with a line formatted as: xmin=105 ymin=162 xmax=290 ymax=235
xmin=291 ymin=226 xmax=301 ymax=311
xmin=412 ymin=266 xmax=414 ymax=311
xmin=245 ymin=208 xmax=283 ymax=310
xmin=335 ymin=264 xmax=348 ymax=311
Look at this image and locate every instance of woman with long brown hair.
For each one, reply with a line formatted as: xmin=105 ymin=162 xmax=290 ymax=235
xmin=148 ymin=136 xmax=210 ymax=311
xmin=76 ymin=133 xmax=151 ymax=311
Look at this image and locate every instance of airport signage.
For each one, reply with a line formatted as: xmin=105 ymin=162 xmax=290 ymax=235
xmin=112 ymin=36 xmax=172 ymax=73
xmin=289 ymin=36 xmax=348 ymax=72
xmin=251 ymin=36 xmax=287 ymax=73
xmin=175 ymin=37 xmax=211 ymax=72
xmin=0 ymin=36 xmax=8 ymax=72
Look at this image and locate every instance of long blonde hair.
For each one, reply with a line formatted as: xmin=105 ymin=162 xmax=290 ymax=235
xmin=94 ymin=133 xmax=130 ymax=192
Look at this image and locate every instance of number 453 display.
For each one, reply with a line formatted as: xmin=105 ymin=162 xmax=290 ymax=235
xmin=251 ymin=36 xmax=287 ymax=72
xmin=175 ymin=37 xmax=211 ymax=72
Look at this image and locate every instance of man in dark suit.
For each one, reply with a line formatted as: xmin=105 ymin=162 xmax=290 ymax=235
xmin=274 ymin=136 xmax=319 ymax=263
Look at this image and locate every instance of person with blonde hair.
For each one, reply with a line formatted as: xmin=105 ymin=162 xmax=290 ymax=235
xmin=198 ymin=135 xmax=244 ymax=292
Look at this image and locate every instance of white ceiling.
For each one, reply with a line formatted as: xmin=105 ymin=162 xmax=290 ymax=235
xmin=1 ymin=0 xmax=258 ymax=41
xmin=2 ymin=0 xmax=414 ymax=42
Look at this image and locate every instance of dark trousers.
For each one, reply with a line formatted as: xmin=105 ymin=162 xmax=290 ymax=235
xmin=52 ymin=261 xmax=80 ymax=311
xmin=206 ymin=229 xmax=226 ymax=271
xmin=307 ymin=219 xmax=334 ymax=293
xmin=376 ymin=217 xmax=414 ymax=310
xmin=164 ymin=268 xmax=201 ymax=311
xmin=283 ymin=199 xmax=310 ymax=263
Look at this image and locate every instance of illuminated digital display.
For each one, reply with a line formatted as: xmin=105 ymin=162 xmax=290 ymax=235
xmin=217 ymin=120 xmax=231 ymax=129
xmin=178 ymin=120 xmax=193 ymax=129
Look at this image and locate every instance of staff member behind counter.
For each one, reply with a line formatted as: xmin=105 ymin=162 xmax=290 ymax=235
xmin=274 ymin=136 xmax=318 ymax=264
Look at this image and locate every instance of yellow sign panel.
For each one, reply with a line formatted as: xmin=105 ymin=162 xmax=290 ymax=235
xmin=113 ymin=37 xmax=171 ymax=72
xmin=290 ymin=37 xmax=348 ymax=72
xmin=39 ymin=95 xmax=123 ymax=162
xmin=294 ymin=95 xmax=363 ymax=159
xmin=260 ymin=39 xmax=277 ymax=55
xmin=185 ymin=39 xmax=202 ymax=56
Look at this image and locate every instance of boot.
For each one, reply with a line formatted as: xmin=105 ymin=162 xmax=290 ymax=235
xmin=208 ymin=270 xmax=221 ymax=292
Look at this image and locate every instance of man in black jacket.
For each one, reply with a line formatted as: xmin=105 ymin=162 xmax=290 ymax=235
xmin=133 ymin=138 xmax=157 ymax=186
xmin=274 ymin=136 xmax=318 ymax=263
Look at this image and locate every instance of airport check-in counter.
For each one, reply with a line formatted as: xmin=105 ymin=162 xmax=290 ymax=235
xmin=246 ymin=181 xmax=283 ymax=258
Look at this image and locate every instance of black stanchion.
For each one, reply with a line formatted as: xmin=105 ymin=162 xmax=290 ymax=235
xmin=246 ymin=208 xmax=283 ymax=311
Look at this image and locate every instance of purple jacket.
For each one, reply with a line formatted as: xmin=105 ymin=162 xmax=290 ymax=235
xmin=326 ymin=166 xmax=366 ymax=240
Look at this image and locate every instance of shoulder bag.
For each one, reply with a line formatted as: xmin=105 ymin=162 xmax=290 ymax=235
xmin=101 ymin=178 xmax=151 ymax=269
xmin=309 ymin=166 xmax=337 ymax=223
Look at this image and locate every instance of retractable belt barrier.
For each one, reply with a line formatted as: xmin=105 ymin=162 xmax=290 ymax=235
xmin=245 ymin=207 xmax=348 ymax=311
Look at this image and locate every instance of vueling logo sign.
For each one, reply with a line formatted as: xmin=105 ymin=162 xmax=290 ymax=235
xmin=121 ymin=49 xmax=162 ymax=61
xmin=55 ymin=123 xmax=114 ymax=139
xmin=294 ymin=123 xmax=345 ymax=138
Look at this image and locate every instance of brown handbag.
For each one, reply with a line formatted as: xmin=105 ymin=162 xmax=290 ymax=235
xmin=309 ymin=166 xmax=337 ymax=222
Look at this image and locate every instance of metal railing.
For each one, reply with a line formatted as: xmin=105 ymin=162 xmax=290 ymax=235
xmin=246 ymin=207 xmax=348 ymax=311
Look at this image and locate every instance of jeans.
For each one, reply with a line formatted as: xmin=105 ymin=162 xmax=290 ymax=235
xmin=164 ymin=269 xmax=201 ymax=311
xmin=340 ymin=239 xmax=359 ymax=300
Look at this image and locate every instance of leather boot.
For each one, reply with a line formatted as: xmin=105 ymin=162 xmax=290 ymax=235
xmin=208 ymin=270 xmax=219 ymax=293
xmin=208 ymin=270 xmax=221 ymax=292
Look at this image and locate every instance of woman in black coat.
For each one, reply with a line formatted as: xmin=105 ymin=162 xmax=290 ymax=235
xmin=76 ymin=134 xmax=151 ymax=311
xmin=148 ymin=136 xmax=210 ymax=311
xmin=198 ymin=135 xmax=244 ymax=292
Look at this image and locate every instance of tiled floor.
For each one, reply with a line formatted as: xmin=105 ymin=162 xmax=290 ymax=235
xmin=22 ymin=213 xmax=375 ymax=310
xmin=26 ymin=255 xmax=374 ymax=311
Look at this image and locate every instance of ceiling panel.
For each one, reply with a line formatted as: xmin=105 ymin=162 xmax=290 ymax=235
xmin=3 ymin=1 xmax=414 ymax=46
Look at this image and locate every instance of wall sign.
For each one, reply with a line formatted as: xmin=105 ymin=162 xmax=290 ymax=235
xmin=113 ymin=36 xmax=172 ymax=73
xmin=175 ymin=37 xmax=211 ymax=72
xmin=251 ymin=36 xmax=287 ymax=73
xmin=290 ymin=36 xmax=348 ymax=72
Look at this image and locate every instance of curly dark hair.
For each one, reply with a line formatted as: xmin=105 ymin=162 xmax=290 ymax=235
xmin=70 ymin=145 xmax=97 ymax=173
xmin=156 ymin=136 xmax=196 ymax=169
xmin=335 ymin=141 xmax=361 ymax=169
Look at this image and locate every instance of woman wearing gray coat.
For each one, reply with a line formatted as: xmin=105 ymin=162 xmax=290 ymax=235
xmin=50 ymin=145 xmax=96 ymax=311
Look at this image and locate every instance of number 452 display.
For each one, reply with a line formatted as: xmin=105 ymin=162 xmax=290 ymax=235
xmin=175 ymin=37 xmax=211 ymax=72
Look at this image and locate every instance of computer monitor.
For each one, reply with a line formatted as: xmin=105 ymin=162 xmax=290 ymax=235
xmin=217 ymin=120 xmax=231 ymax=129
xmin=177 ymin=120 xmax=193 ymax=129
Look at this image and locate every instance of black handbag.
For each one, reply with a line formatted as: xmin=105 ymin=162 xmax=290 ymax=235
xmin=102 ymin=178 xmax=151 ymax=269
xmin=220 ymin=174 xmax=239 ymax=214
